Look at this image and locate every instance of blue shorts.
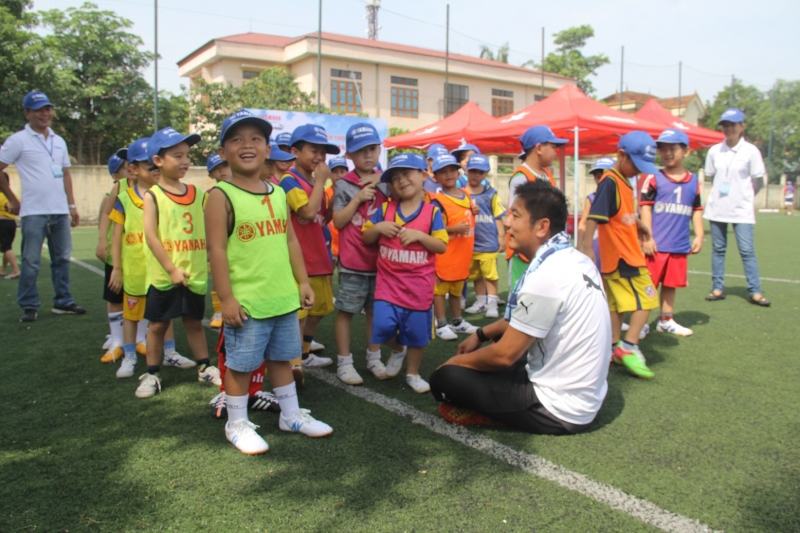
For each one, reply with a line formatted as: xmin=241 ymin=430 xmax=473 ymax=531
xmin=371 ymin=300 xmax=433 ymax=348
xmin=223 ymin=311 xmax=301 ymax=373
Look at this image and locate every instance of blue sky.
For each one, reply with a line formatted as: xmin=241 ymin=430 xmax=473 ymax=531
xmin=32 ymin=0 xmax=800 ymax=104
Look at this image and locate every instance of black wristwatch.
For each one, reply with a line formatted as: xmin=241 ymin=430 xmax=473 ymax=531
xmin=475 ymin=327 xmax=489 ymax=343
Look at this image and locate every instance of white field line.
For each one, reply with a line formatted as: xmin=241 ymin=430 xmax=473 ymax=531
xmin=69 ymin=256 xmax=718 ymax=533
xmin=688 ymin=270 xmax=800 ymax=285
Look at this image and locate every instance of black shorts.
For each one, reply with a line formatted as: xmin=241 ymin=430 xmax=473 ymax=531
xmin=0 ymin=219 xmax=16 ymax=253
xmin=144 ymin=284 xmax=205 ymax=322
xmin=103 ymin=263 xmax=123 ymax=304
xmin=429 ymin=359 xmax=590 ymax=435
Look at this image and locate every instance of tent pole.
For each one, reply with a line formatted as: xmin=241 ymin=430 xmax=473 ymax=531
xmin=573 ymin=126 xmax=580 ymax=245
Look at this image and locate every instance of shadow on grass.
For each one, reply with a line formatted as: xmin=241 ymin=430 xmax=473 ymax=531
xmin=740 ymin=471 xmax=800 ymax=531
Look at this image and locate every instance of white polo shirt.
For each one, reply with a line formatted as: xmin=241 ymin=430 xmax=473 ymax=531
xmin=509 ymin=247 xmax=610 ymax=426
xmin=0 ymin=124 xmax=71 ymax=217
xmin=703 ymin=138 xmax=765 ymax=224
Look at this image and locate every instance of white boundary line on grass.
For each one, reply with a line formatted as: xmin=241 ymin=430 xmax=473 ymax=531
xmin=688 ymin=270 xmax=800 ymax=285
xmin=68 ymin=256 xmax=717 ymax=533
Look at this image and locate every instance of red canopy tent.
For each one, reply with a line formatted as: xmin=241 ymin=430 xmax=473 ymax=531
xmin=384 ymin=101 xmax=503 ymax=150
xmin=634 ymin=98 xmax=723 ymax=148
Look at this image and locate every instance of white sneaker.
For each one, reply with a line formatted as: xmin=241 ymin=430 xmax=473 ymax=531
xmin=405 ymin=374 xmax=430 ymax=393
xmin=366 ymin=356 xmax=388 ymax=379
xmin=116 ymin=355 xmax=137 ymax=379
xmin=384 ymin=349 xmax=407 ymax=378
xmin=102 ymin=334 xmax=112 ymax=351
xmin=621 ymin=322 xmax=650 ymax=340
xmin=656 ymin=318 xmax=693 ymax=336
xmin=451 ymin=319 xmax=478 ymax=335
xmin=198 ymin=365 xmax=222 ymax=386
xmin=464 ymin=301 xmax=486 ymax=314
xmin=621 ymin=322 xmax=630 ymax=332
xmin=302 ymin=353 xmax=333 ymax=368
xmin=279 ymin=409 xmax=333 ymax=437
xmin=135 ymin=373 xmax=161 ymax=398
xmin=337 ymin=363 xmax=364 ymax=385
xmin=485 ymin=303 xmax=499 ymax=318
xmin=309 ymin=339 xmax=325 ymax=352
xmin=163 ymin=351 xmax=197 ymax=369
xmin=436 ymin=324 xmax=458 ymax=341
xmin=225 ymin=419 xmax=269 ymax=455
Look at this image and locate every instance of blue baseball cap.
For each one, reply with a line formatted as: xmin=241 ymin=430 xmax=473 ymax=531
xmin=22 ymin=90 xmax=53 ymax=110
xmin=451 ymin=143 xmax=480 ymax=157
xmin=426 ymin=143 xmax=448 ymax=160
xmin=290 ymin=124 xmax=341 ymax=154
xmin=380 ymin=153 xmax=426 ymax=182
xmin=107 ymin=154 xmax=125 ymax=175
xmin=220 ymin=109 xmax=272 ymax=145
xmin=206 ymin=154 xmax=226 ymax=173
xmin=327 ymin=157 xmax=348 ymax=171
xmin=718 ymin=108 xmax=745 ymax=124
xmin=115 ymin=147 xmax=128 ymax=160
xmin=432 ymin=153 xmax=460 ymax=173
xmin=589 ymin=157 xmax=615 ymax=174
xmin=466 ymin=154 xmax=490 ymax=172
xmin=656 ymin=129 xmax=690 ymax=146
xmin=126 ymin=137 xmax=150 ymax=163
xmin=268 ymin=143 xmax=295 ymax=162
xmin=274 ymin=131 xmax=292 ymax=148
xmin=345 ymin=122 xmax=382 ymax=153
xmin=618 ymin=131 xmax=658 ymax=175
xmin=147 ymin=127 xmax=201 ymax=162
xmin=520 ymin=125 xmax=568 ymax=152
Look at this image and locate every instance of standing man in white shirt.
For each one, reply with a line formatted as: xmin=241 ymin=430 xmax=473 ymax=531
xmin=703 ymin=108 xmax=770 ymax=306
xmin=430 ymin=181 xmax=610 ymax=434
xmin=0 ymin=90 xmax=85 ymax=322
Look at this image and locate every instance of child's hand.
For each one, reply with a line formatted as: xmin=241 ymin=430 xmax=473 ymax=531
xmin=357 ymin=172 xmax=380 ymax=187
xmin=375 ymin=221 xmax=402 ymax=238
xmin=299 ymin=282 xmax=315 ymax=309
xmin=95 ymin=240 xmax=107 ymax=262
xmin=222 ymin=297 xmax=248 ymax=328
xmin=170 ymin=268 xmax=189 ymax=286
xmin=451 ymin=221 xmax=471 ymax=235
xmin=356 ymin=183 xmax=377 ymax=203
xmin=691 ymin=235 xmax=704 ymax=254
xmin=108 ymin=267 xmax=122 ymax=293
xmin=470 ymin=203 xmax=479 ymax=215
xmin=641 ymin=238 xmax=657 ymax=256
xmin=398 ymin=228 xmax=423 ymax=245
xmin=313 ymin=161 xmax=331 ymax=183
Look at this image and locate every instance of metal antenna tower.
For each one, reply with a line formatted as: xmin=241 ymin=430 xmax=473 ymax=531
xmin=366 ymin=0 xmax=380 ymax=40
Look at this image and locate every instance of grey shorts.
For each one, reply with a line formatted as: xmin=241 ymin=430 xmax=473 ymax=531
xmin=335 ymin=272 xmax=375 ymax=314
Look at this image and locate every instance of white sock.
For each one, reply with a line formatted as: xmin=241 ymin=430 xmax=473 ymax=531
xmin=274 ymin=382 xmax=300 ymax=419
xmin=487 ymin=295 xmax=498 ymax=305
xmin=136 ymin=319 xmax=149 ymax=344
xmin=337 ymin=353 xmax=354 ymax=367
xmin=366 ymin=348 xmax=381 ymax=362
xmin=478 ymin=294 xmax=488 ymax=306
xmin=108 ymin=312 xmax=123 ymax=347
xmin=226 ymin=393 xmax=248 ymax=424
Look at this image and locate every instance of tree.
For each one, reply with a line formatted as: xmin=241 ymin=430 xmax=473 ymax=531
xmin=754 ymin=81 xmax=800 ymax=180
xmin=479 ymin=43 xmax=509 ymax=64
xmin=538 ymin=25 xmax=609 ymax=95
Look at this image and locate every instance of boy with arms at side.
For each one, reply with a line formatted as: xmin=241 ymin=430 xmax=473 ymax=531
xmin=137 ymin=128 xmax=221 ymax=398
xmin=207 ymin=109 xmax=332 ymax=454
xmin=430 ymin=153 xmax=478 ymax=341
xmin=463 ymin=154 xmax=505 ymax=319
xmin=332 ymin=123 xmax=406 ymax=385
xmin=363 ymin=154 xmax=447 ymax=393
xmin=580 ymin=131 xmax=660 ymax=380
xmin=639 ymin=129 xmax=704 ymax=336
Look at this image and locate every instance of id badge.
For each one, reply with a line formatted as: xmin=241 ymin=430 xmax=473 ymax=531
xmin=718 ymin=181 xmax=731 ymax=197
xmin=51 ymin=163 xmax=64 ymax=179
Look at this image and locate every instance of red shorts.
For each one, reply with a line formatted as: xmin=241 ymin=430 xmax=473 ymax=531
xmin=646 ymin=252 xmax=688 ymax=288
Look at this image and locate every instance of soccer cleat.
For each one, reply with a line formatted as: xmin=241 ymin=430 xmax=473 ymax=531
xmin=209 ymin=312 xmax=223 ymax=329
xmin=279 ymin=409 xmax=333 ymax=437
xmin=656 ymin=319 xmax=693 ymax=337
xmin=438 ymin=403 xmax=502 ymax=427
xmin=292 ymin=365 xmax=305 ymax=387
xmin=464 ymin=301 xmax=487 ymax=315
xmin=250 ymin=390 xmax=281 ymax=413
xmin=451 ymin=319 xmax=478 ymax=335
xmin=163 ymin=351 xmax=198 ymax=369
xmin=210 ymin=392 xmax=227 ymax=419
xmin=100 ymin=346 xmax=123 ymax=364
xmin=612 ymin=344 xmax=654 ymax=379
xmin=135 ymin=373 xmax=162 ymax=398
xmin=302 ymin=353 xmax=333 ymax=369
xmin=405 ymin=374 xmax=430 ymax=394
xmin=436 ymin=324 xmax=458 ymax=341
xmin=198 ymin=365 xmax=222 ymax=386
xmin=116 ymin=355 xmax=137 ymax=379
xmin=51 ymin=303 xmax=86 ymax=315
xmin=384 ymin=349 xmax=407 ymax=378
xmin=102 ymin=334 xmax=112 ymax=351
xmin=485 ymin=302 xmax=499 ymax=319
xmin=308 ymin=339 xmax=325 ymax=352
xmin=225 ymin=419 xmax=269 ymax=455
xmin=136 ymin=342 xmax=147 ymax=356
xmin=19 ymin=308 xmax=38 ymax=322
xmin=337 ymin=363 xmax=364 ymax=385
xmin=366 ymin=357 xmax=388 ymax=380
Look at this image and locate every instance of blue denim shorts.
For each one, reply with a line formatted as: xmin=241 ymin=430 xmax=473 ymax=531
xmin=371 ymin=300 xmax=433 ymax=348
xmin=223 ymin=311 xmax=301 ymax=372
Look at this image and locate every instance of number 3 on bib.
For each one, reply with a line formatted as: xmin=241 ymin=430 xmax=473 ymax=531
xmin=182 ymin=212 xmax=194 ymax=234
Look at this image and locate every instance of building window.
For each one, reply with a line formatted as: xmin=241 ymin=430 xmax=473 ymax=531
xmin=444 ymin=83 xmax=468 ymax=116
xmin=330 ymin=69 xmax=362 ymax=113
xmin=391 ymin=76 xmax=418 ymax=118
xmin=242 ymin=70 xmax=259 ymax=80
xmin=491 ymin=89 xmax=514 ymax=117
